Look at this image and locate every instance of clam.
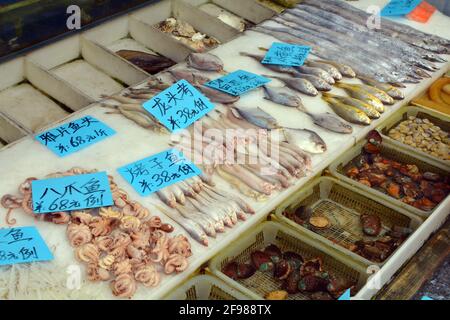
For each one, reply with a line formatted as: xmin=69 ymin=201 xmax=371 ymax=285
xmin=273 ymin=260 xmax=292 ymax=280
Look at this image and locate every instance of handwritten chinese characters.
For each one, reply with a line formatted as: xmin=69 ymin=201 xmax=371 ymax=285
xmin=31 ymin=172 xmax=113 ymax=214
xmin=262 ymin=42 xmax=311 ymax=67
xmin=0 ymin=227 xmax=53 ymax=266
xmin=381 ymin=0 xmax=421 ymax=16
xmin=36 ymin=116 xmax=116 ymax=157
xmin=205 ymin=70 xmax=270 ymax=96
xmin=142 ymin=80 xmax=215 ymax=132
xmin=118 ymin=149 xmax=201 ymax=196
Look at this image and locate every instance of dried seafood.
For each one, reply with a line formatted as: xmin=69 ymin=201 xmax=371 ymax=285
xmin=155 ymin=18 xmax=219 ymax=52
xmin=1 ymin=168 xmax=192 ymax=299
xmin=116 ymin=50 xmax=175 ymax=75
xmin=388 ymin=116 xmax=449 ymax=160
xmin=222 ymin=243 xmax=355 ymax=300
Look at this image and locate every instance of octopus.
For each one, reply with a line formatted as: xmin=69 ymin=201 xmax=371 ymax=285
xmin=0 ymin=167 xmax=191 ymax=299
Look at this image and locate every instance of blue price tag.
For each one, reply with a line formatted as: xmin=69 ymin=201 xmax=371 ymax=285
xmin=262 ymin=42 xmax=311 ymax=66
xmin=205 ymin=70 xmax=271 ymax=96
xmin=0 ymin=226 xmax=53 ymax=266
xmin=118 ymin=149 xmax=201 ymax=196
xmin=142 ymin=80 xmax=215 ymax=132
xmin=381 ymin=0 xmax=422 ymax=16
xmin=31 ymin=172 xmax=114 ymax=214
xmin=36 ymin=116 xmax=116 ymax=157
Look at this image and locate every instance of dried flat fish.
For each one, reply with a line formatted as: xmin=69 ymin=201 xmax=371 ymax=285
xmin=116 ymin=50 xmax=175 ymax=75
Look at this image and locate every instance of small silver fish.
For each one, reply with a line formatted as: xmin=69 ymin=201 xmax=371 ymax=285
xmin=296 ymin=65 xmax=335 ymax=84
xmin=294 ymin=72 xmax=332 ymax=91
xmin=195 ymin=84 xmax=239 ymax=104
xmin=262 ymin=85 xmax=304 ymax=108
xmin=283 ymin=128 xmax=327 ymax=153
xmin=232 ymin=106 xmax=279 ymax=130
xmin=305 ymin=60 xmax=342 ymax=80
xmin=307 ymin=112 xmax=353 ymax=134
xmin=168 ymin=69 xmax=210 ymax=85
xmin=264 ymin=75 xmax=318 ymax=96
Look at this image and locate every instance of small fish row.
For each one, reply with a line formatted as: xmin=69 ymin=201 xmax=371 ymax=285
xmin=156 ymin=177 xmax=255 ymax=246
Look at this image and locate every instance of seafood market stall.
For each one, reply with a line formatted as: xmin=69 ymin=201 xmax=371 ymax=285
xmin=0 ymin=0 xmax=449 ymax=300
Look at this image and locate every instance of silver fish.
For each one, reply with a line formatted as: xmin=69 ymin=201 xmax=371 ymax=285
xmin=168 ymin=69 xmax=210 ymax=84
xmin=295 ymin=65 xmax=335 ymax=84
xmin=283 ymin=128 xmax=327 ymax=154
xmin=306 ymin=112 xmax=353 ymax=134
xmin=187 ymin=53 xmax=224 ymax=72
xmin=232 ymin=106 xmax=279 ymax=130
xmin=195 ymin=84 xmax=239 ymax=104
xmin=293 ymin=72 xmax=332 ymax=91
xmin=262 ymin=85 xmax=304 ymax=108
xmin=264 ymin=74 xmax=318 ymax=96
xmin=305 ymin=60 xmax=342 ymax=80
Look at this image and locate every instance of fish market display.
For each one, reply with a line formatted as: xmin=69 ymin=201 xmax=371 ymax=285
xmin=323 ymin=93 xmax=381 ymax=120
xmin=264 ymin=75 xmax=318 ymax=96
xmin=322 ymin=95 xmax=371 ymax=125
xmin=186 ymin=52 xmax=224 ymax=72
xmin=283 ymin=206 xmax=412 ymax=263
xmin=1 ymin=168 xmax=192 ymax=299
xmin=156 ymin=18 xmax=220 ymax=52
xmin=335 ymin=83 xmax=385 ymax=113
xmin=388 ymin=116 xmax=449 ymax=160
xmin=222 ymin=243 xmax=355 ymax=300
xmin=116 ymin=50 xmax=176 ymax=75
xmin=345 ymin=132 xmax=450 ymax=211
xmin=253 ymin=0 xmax=449 ymax=85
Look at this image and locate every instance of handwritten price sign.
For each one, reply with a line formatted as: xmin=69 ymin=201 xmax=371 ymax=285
xmin=0 ymin=227 xmax=53 ymax=266
xmin=381 ymin=0 xmax=422 ymax=16
xmin=31 ymin=172 xmax=114 ymax=214
xmin=142 ymin=80 xmax=215 ymax=132
xmin=205 ymin=70 xmax=270 ymax=96
xmin=36 ymin=116 xmax=116 ymax=157
xmin=262 ymin=42 xmax=311 ymax=66
xmin=118 ymin=149 xmax=201 ymax=196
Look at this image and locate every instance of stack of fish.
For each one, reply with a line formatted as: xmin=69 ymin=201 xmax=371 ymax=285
xmin=255 ymin=0 xmax=448 ymax=85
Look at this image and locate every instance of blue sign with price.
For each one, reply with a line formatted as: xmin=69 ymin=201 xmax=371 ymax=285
xmin=262 ymin=42 xmax=311 ymax=67
xmin=0 ymin=227 xmax=53 ymax=266
xmin=118 ymin=149 xmax=201 ymax=196
xmin=31 ymin=172 xmax=114 ymax=214
xmin=205 ymin=70 xmax=271 ymax=96
xmin=381 ymin=0 xmax=422 ymax=16
xmin=36 ymin=116 xmax=116 ymax=157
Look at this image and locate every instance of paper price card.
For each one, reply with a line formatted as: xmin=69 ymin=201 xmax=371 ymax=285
xmin=205 ymin=70 xmax=271 ymax=96
xmin=31 ymin=172 xmax=114 ymax=214
xmin=262 ymin=42 xmax=311 ymax=66
xmin=118 ymin=149 xmax=201 ymax=196
xmin=143 ymin=80 xmax=215 ymax=132
xmin=381 ymin=0 xmax=422 ymax=16
xmin=0 ymin=226 xmax=53 ymax=266
xmin=36 ymin=116 xmax=116 ymax=157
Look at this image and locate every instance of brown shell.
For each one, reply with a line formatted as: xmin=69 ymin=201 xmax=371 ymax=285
xmin=298 ymin=274 xmax=329 ymax=292
xmin=282 ymin=272 xmax=301 ymax=294
xmin=273 ymin=260 xmax=292 ymax=280
xmin=310 ymin=291 xmax=334 ymax=300
xmin=222 ymin=261 xmax=239 ymax=280
xmin=263 ymin=244 xmax=283 ymax=263
xmin=327 ymin=276 xmax=355 ymax=298
xmin=360 ymin=214 xmax=382 ymax=236
xmin=237 ymin=263 xmax=256 ymax=279
xmin=300 ymin=258 xmax=323 ymax=277
xmin=251 ymin=250 xmax=274 ymax=272
xmin=283 ymin=251 xmax=304 ymax=270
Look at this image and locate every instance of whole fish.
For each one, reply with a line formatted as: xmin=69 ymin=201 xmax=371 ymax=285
xmin=262 ymin=85 xmax=304 ymax=108
xmin=283 ymin=128 xmax=327 ymax=153
xmin=358 ymin=76 xmax=405 ymax=100
xmin=239 ymin=52 xmax=299 ymax=76
xmin=116 ymin=50 xmax=175 ymax=74
xmin=322 ymin=93 xmax=380 ymax=119
xmin=305 ymin=60 xmax=342 ymax=80
xmin=263 ymin=74 xmax=318 ymax=96
xmin=343 ymin=83 xmax=394 ymax=105
xmin=293 ymin=72 xmax=332 ymax=91
xmin=323 ymin=96 xmax=371 ymax=125
xmin=295 ymin=65 xmax=335 ymax=84
xmin=187 ymin=53 xmax=224 ymax=72
xmin=305 ymin=112 xmax=353 ymax=134
xmin=168 ymin=69 xmax=210 ymax=85
xmin=314 ymin=59 xmax=356 ymax=78
xmin=195 ymin=84 xmax=239 ymax=104
xmin=336 ymin=83 xmax=385 ymax=113
xmin=232 ymin=106 xmax=279 ymax=130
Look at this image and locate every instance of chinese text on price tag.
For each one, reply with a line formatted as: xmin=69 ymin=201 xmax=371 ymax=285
xmin=262 ymin=42 xmax=311 ymax=66
xmin=205 ymin=70 xmax=270 ymax=96
xmin=118 ymin=149 xmax=201 ymax=196
xmin=31 ymin=172 xmax=113 ymax=214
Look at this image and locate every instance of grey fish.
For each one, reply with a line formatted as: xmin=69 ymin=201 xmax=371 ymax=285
xmin=305 ymin=60 xmax=342 ymax=80
xmin=305 ymin=112 xmax=353 ymax=134
xmin=232 ymin=106 xmax=279 ymax=130
xmin=263 ymin=74 xmax=318 ymax=96
xmin=295 ymin=65 xmax=335 ymax=84
xmin=168 ymin=69 xmax=210 ymax=85
xmin=293 ymin=72 xmax=332 ymax=91
xmin=187 ymin=53 xmax=224 ymax=72
xmin=195 ymin=84 xmax=239 ymax=104
xmin=283 ymin=128 xmax=327 ymax=153
xmin=262 ymin=85 xmax=304 ymax=108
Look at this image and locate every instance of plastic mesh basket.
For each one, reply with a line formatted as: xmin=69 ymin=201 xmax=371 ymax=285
xmin=209 ymin=221 xmax=368 ymax=300
xmin=274 ymin=177 xmax=422 ymax=266
xmin=328 ymin=138 xmax=450 ymax=218
xmin=165 ymin=275 xmax=251 ymax=300
xmin=377 ymin=106 xmax=449 ymax=166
